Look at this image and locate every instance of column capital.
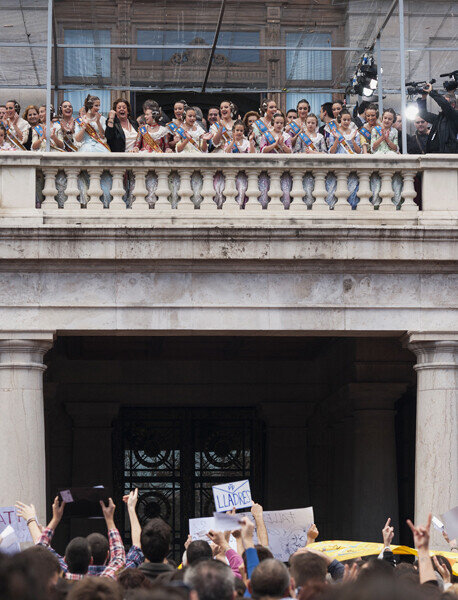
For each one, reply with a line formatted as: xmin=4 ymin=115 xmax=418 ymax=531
xmin=402 ymin=331 xmax=458 ymax=371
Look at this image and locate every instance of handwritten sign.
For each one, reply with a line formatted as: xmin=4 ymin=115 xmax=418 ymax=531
xmin=0 ymin=506 xmax=32 ymax=544
xmin=0 ymin=525 xmax=21 ymax=555
xmin=212 ymin=480 xmax=253 ymax=513
xmin=188 ymin=516 xmax=238 ymax=551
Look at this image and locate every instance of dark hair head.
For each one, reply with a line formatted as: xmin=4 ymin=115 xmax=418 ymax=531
xmin=306 ymin=112 xmax=319 ymax=124
xmin=140 ymin=518 xmax=171 ymax=563
xmin=250 ymin=558 xmax=290 ymax=599
xmin=260 ymin=98 xmax=276 ymax=116
xmin=321 ymin=102 xmax=334 ymax=119
xmin=112 ymin=97 xmax=132 ymax=115
xmin=207 ymin=106 xmax=220 ymax=114
xmin=232 ymin=119 xmax=245 ymax=131
xmin=184 ymin=560 xmax=234 ymax=600
xmin=6 ymin=546 xmax=60 ymax=596
xmin=174 ymin=99 xmax=187 ymax=107
xmin=183 ymin=106 xmax=196 ymax=117
xmin=141 ymin=585 xmax=188 ymax=600
xmin=234 ymin=576 xmax=246 ymax=598
xmin=242 ymin=544 xmax=273 ymax=571
xmin=58 ymin=100 xmax=73 ymax=116
xmin=84 ymin=95 xmax=100 ymax=112
xmin=286 ymin=109 xmax=298 ymax=116
xmin=366 ymin=103 xmax=379 ymax=116
xmin=6 ymin=100 xmax=20 ymax=113
xmin=0 ymin=551 xmax=48 ymax=600
xmin=273 ymin=111 xmax=286 ymax=123
xmin=289 ymin=552 xmax=328 ymax=587
xmin=22 ymin=105 xmax=39 ymax=121
xmin=67 ymin=577 xmax=123 ymax=600
xmin=117 ymin=568 xmax=154 ymax=591
xmin=86 ymin=532 xmax=109 ymax=566
xmin=338 ymin=108 xmax=352 ymax=123
xmin=359 ymin=557 xmax=395 ymax=582
xmin=186 ymin=540 xmax=213 ymax=566
xmin=382 ymin=108 xmax=396 ymax=120
xmin=296 ymin=99 xmax=310 ymax=111
xmin=143 ymin=99 xmax=159 ymax=111
xmin=332 ymin=100 xmax=343 ymax=107
xmin=64 ymin=537 xmax=91 ymax=575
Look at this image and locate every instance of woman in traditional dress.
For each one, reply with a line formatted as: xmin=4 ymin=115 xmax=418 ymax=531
xmin=371 ymin=108 xmax=399 ymax=155
xmin=32 ymin=105 xmax=64 ymax=151
xmin=294 ymin=114 xmax=327 ymax=154
xmin=252 ymin=98 xmax=277 ymax=151
xmin=74 ymin=95 xmax=110 ymax=153
xmin=359 ymin=103 xmax=379 ymax=154
xmin=56 ymin=100 xmax=79 ymax=151
xmin=285 ymin=98 xmax=310 ymax=147
xmin=223 ymin=120 xmax=255 ymax=153
xmin=132 ymin=107 xmax=170 ymax=153
xmin=328 ymin=109 xmax=361 ymax=155
xmin=259 ymin=112 xmax=292 ymax=154
xmin=242 ymin=111 xmax=260 ymax=139
xmin=210 ymin=100 xmax=236 ymax=152
xmin=4 ymin=100 xmax=30 ymax=149
xmin=173 ymin=107 xmax=211 ymax=153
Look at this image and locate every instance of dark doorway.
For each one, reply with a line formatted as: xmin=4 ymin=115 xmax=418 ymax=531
xmin=114 ymin=407 xmax=264 ymax=560
xmin=133 ymin=92 xmax=261 ymax=120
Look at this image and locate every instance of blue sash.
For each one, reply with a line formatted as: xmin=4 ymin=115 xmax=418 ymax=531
xmin=34 ymin=124 xmax=44 ymax=137
xmin=374 ymin=126 xmax=383 ymax=136
xmin=167 ymin=121 xmax=201 ymax=151
xmin=214 ymin=122 xmax=231 ymax=142
xmin=289 ymin=121 xmax=301 ymax=135
xmin=255 ymin=119 xmax=275 ymax=145
xmin=329 ymin=121 xmax=354 ymax=154
xmin=359 ymin=126 xmax=371 ymax=142
xmin=298 ymin=131 xmax=316 ymax=151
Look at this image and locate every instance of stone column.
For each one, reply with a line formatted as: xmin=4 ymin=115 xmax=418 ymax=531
xmin=405 ymin=332 xmax=458 ymax=549
xmin=349 ymin=383 xmax=406 ymax=542
xmin=0 ymin=332 xmax=54 ymax=524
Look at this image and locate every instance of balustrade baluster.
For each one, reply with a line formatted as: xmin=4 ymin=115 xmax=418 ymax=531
xmin=199 ymin=170 xmax=217 ymax=209
xmin=131 ymin=168 xmax=149 ymax=210
xmin=223 ymin=168 xmax=237 ymax=208
xmin=288 ymin=170 xmax=304 ymax=212
xmin=41 ymin=167 xmax=58 ymax=209
xmin=64 ymin=167 xmax=81 ymax=209
xmin=312 ymin=169 xmax=328 ymax=210
xmin=268 ymin=169 xmax=284 ymax=211
xmin=155 ymin=168 xmax=171 ymax=209
xmin=400 ymin=169 xmax=419 ymax=212
xmin=378 ymin=170 xmax=396 ymax=211
xmin=357 ymin=170 xmax=373 ymax=211
xmin=177 ymin=169 xmax=193 ymax=209
xmin=244 ymin=169 xmax=262 ymax=211
xmin=110 ymin=168 xmax=126 ymax=210
xmin=334 ymin=170 xmax=351 ymax=211
xmin=86 ymin=168 xmax=104 ymax=211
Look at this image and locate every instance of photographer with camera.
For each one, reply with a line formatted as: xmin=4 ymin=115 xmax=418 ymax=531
xmin=416 ymin=77 xmax=458 ymax=154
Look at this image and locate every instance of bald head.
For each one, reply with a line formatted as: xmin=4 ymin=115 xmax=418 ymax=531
xmin=249 ymin=558 xmax=291 ymax=599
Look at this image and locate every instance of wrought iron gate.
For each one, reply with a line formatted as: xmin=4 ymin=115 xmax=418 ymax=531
xmin=114 ymin=407 xmax=263 ymax=559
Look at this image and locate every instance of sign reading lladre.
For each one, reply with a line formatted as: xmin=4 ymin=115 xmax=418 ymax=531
xmin=212 ymin=480 xmax=253 ymax=512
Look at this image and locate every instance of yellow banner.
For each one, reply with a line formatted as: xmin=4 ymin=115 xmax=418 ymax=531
xmin=307 ymin=540 xmax=458 ymax=572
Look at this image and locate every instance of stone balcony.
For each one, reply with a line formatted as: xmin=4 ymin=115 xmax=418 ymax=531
xmin=0 ymin=153 xmax=457 ymax=228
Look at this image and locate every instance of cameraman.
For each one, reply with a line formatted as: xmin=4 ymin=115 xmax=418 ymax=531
xmin=416 ymin=83 xmax=457 ymax=153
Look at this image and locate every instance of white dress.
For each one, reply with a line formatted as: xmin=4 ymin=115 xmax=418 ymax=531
xmin=75 ymin=115 xmax=109 ymax=153
xmin=31 ymin=122 xmax=64 ymax=151
xmin=210 ymin=121 xmax=234 ymax=153
xmin=175 ymin=124 xmax=205 ymax=153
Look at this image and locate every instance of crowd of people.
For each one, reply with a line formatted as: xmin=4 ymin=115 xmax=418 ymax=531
xmin=1 ymin=490 xmax=457 ymax=600
xmin=1 ymin=84 xmax=456 ymax=155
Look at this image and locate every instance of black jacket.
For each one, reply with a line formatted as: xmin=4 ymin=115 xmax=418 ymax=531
xmin=417 ymin=91 xmax=458 ymax=154
xmin=105 ymin=116 xmax=138 ymax=152
xmin=137 ymin=562 xmax=175 ymax=582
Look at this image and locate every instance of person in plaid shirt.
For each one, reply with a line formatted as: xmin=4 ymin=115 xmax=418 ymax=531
xmin=37 ymin=495 xmax=126 ymax=580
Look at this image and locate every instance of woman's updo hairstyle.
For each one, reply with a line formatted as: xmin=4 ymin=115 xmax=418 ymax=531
xmin=84 ymin=94 xmax=100 ymax=112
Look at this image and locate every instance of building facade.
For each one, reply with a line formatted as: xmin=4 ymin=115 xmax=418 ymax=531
xmin=0 ymin=151 xmax=457 ymax=556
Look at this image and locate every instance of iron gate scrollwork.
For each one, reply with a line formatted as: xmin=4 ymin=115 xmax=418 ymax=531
xmin=114 ymin=408 xmax=263 ymax=560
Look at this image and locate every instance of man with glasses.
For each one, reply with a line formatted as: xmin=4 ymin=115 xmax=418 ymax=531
xmin=407 ymin=117 xmax=430 ymax=154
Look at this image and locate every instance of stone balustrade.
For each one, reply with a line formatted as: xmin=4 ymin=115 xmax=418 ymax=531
xmin=0 ymin=152 xmax=457 ymax=219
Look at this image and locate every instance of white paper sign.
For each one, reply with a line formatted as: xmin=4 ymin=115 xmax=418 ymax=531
xmin=0 ymin=525 xmax=21 ymax=555
xmin=0 ymin=506 xmax=32 ymax=544
xmin=442 ymin=506 xmax=458 ymax=540
xmin=212 ymin=480 xmax=253 ymax=513
xmin=432 ymin=516 xmax=444 ymax=531
xmin=213 ymin=512 xmax=245 ymax=530
xmin=189 ymin=506 xmax=314 ymax=562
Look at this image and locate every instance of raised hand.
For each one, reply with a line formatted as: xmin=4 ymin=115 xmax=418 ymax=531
xmin=52 ymin=495 xmax=66 ymax=522
xmin=406 ymin=513 xmax=431 ymax=552
xmin=382 ymin=517 xmax=394 ymax=546
xmin=307 ymin=523 xmax=319 ymax=543
xmin=15 ymin=501 xmax=36 ymax=522
xmin=433 ymin=556 xmax=451 ymax=584
xmin=100 ymin=497 xmax=116 ymax=528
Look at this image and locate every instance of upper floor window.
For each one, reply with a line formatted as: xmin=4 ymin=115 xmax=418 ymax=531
xmin=137 ymin=30 xmax=260 ymax=63
xmin=286 ymin=32 xmax=332 ymax=81
xmin=64 ymin=29 xmax=111 ymax=78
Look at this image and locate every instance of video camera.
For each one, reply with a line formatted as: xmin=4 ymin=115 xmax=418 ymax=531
xmin=440 ymin=70 xmax=458 ymax=92
xmin=405 ymin=79 xmax=436 ymax=95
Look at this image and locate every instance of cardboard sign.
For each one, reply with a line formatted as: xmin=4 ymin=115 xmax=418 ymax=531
xmin=0 ymin=506 xmax=32 ymax=544
xmin=212 ymin=480 xmax=253 ymax=513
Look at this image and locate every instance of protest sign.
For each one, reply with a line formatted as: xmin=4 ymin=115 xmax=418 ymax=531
xmin=443 ymin=506 xmax=458 ymax=540
xmin=0 ymin=506 xmax=32 ymax=544
xmin=189 ymin=516 xmax=238 ymax=551
xmin=213 ymin=512 xmax=244 ymax=531
xmin=212 ymin=480 xmax=252 ymax=513
xmin=0 ymin=525 xmax=21 ymax=555
xmin=432 ymin=516 xmax=445 ymax=532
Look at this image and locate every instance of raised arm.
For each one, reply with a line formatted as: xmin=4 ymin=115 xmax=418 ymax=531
xmin=251 ymin=503 xmax=268 ymax=547
xmin=100 ymin=498 xmax=126 ymax=579
xmin=36 ymin=496 xmax=68 ymax=573
xmin=123 ymin=489 xmax=144 ymax=568
xmin=15 ymin=501 xmax=42 ymax=544
xmin=407 ymin=513 xmax=436 ymax=585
